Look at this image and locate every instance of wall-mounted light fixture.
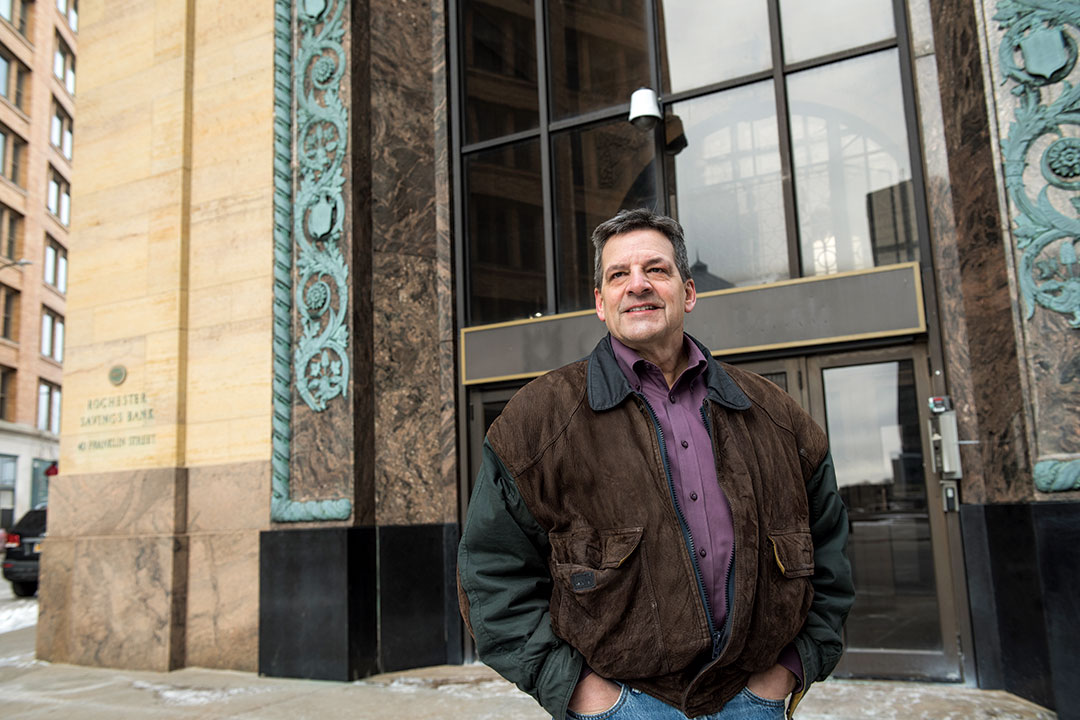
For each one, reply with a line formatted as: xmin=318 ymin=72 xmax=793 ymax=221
xmin=0 ymin=258 xmax=31 ymax=271
xmin=628 ymin=87 xmax=661 ymax=130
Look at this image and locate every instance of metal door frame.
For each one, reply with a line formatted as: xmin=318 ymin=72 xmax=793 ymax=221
xmin=805 ymin=345 xmax=965 ymax=680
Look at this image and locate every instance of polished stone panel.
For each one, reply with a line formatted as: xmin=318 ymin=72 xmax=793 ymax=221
xmin=48 ymin=468 xmax=187 ymax=538
xmin=378 ymin=524 xmax=462 ymax=671
xmin=960 ymin=502 xmax=1080 ymax=713
xmin=914 ymin=54 xmax=988 ymax=502
xmin=371 ymin=80 xmax=436 ymax=258
xmin=259 ymin=527 xmax=377 ymax=681
xmin=361 ymin=0 xmax=457 ymax=527
xmin=186 ymin=460 xmax=270 ymax=533
xmin=186 ymin=531 xmax=260 ymax=671
xmin=927 ymin=0 xmax=1030 ymax=503
xmin=373 ymin=252 xmax=455 ymax=525
xmin=37 ymin=535 xmax=188 ymax=672
xmin=1031 ymin=502 xmax=1080 ymax=713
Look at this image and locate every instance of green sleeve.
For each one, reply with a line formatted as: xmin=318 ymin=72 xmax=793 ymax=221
xmin=794 ymin=451 xmax=855 ymax=685
xmin=457 ymin=439 xmax=582 ymax=718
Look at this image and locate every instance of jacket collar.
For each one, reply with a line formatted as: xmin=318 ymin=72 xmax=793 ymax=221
xmin=586 ymin=333 xmax=751 ymax=412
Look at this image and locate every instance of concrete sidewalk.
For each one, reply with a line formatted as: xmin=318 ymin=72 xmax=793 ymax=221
xmin=0 ymin=625 xmax=1055 ymax=719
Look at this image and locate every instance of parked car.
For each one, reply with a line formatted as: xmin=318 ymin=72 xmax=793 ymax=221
xmin=3 ymin=506 xmax=46 ymax=597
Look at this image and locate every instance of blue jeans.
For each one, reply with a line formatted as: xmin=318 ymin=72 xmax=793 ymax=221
xmin=565 ymin=684 xmax=786 ymax=720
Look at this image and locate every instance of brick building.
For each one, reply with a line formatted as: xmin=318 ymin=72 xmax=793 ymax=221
xmin=0 ymin=0 xmax=77 ymax=526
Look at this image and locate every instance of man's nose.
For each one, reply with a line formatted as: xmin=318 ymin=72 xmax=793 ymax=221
xmin=627 ymin=267 xmax=652 ymax=294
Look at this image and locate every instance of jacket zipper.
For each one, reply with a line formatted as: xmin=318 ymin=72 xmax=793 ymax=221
xmin=636 ymin=393 xmax=721 ymax=658
xmin=701 ymin=402 xmax=736 ymax=660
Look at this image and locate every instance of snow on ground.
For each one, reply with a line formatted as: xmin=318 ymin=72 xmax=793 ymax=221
xmin=0 ymin=598 xmax=37 ymax=635
xmin=131 ymin=680 xmax=273 ymax=707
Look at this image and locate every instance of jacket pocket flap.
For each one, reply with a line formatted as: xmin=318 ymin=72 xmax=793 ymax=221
xmin=550 ymin=526 xmax=644 ymax=569
xmin=768 ymin=529 xmax=815 ymax=578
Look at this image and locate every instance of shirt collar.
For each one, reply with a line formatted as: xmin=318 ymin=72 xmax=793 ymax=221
xmin=610 ymin=334 xmax=708 ymax=391
xmin=587 ymin=333 xmax=751 ymax=412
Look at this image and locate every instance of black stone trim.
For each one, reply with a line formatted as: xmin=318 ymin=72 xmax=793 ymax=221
xmin=259 ymin=523 xmax=462 ymax=681
xmin=960 ymin=502 xmax=1080 ymax=713
xmin=259 ymin=526 xmax=378 ymax=681
xmin=378 ymin=523 xmax=463 ymax=671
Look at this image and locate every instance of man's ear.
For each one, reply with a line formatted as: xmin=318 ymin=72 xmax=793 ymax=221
xmin=595 ymin=287 xmax=606 ymax=322
xmin=684 ymin=278 xmax=697 ymax=313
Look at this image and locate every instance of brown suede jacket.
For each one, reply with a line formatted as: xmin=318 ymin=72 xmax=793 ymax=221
xmin=458 ymin=335 xmax=853 ymax=719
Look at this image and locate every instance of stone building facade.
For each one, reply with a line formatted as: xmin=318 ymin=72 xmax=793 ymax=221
xmin=35 ymin=0 xmax=1080 ymax=715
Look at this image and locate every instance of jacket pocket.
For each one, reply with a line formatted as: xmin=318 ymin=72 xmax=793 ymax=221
xmin=743 ymin=528 xmax=815 ymax=670
xmin=767 ymin=529 xmax=815 ymax=578
xmin=549 ymin=526 xmax=668 ymax=679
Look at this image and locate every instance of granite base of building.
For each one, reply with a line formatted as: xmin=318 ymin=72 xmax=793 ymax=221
xmin=258 ymin=523 xmax=461 ymax=681
xmin=960 ymin=501 xmax=1080 ymax=715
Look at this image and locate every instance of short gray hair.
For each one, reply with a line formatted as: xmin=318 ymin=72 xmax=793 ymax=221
xmin=591 ymin=209 xmax=692 ymax=289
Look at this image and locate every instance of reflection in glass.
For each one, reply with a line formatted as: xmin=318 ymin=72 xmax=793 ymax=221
xmin=547 ymin=0 xmax=650 ymax=120
xmin=465 ymin=141 xmax=546 ymax=324
xmin=822 ymin=360 xmax=943 ymax=652
xmin=553 ymin=121 xmax=658 ymax=311
xmin=779 ymin=0 xmax=895 ymax=65
xmin=462 ymin=0 xmax=539 ymax=144
xmin=664 ymin=82 xmax=789 ymax=290
xmin=656 ymin=0 xmax=771 ymax=95
xmin=788 ymin=51 xmax=917 ymax=277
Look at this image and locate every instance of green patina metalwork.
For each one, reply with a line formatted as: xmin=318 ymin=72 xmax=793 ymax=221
xmin=997 ymin=1 xmax=1080 ymax=494
xmin=294 ymin=0 xmax=350 ymax=412
xmin=996 ymin=0 xmax=1080 ymax=328
xmin=1034 ymin=458 xmax=1080 ymax=491
xmin=271 ymin=0 xmax=351 ymax=522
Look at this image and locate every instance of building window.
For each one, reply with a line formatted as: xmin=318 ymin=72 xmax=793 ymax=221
xmin=0 ymin=53 xmax=27 ymax=111
xmin=456 ymin=0 xmax=925 ymax=324
xmin=40 ymin=307 xmax=63 ymax=362
xmin=0 ymin=454 xmax=15 ymax=528
xmin=0 ymin=366 xmax=12 ymax=420
xmin=0 ymin=0 xmax=29 ymax=36
xmin=37 ymin=380 xmax=60 ymax=434
xmin=53 ymin=35 xmax=75 ymax=95
xmin=47 ymin=165 xmax=71 ymax=225
xmin=56 ymin=0 xmax=76 ymax=31
xmin=44 ymin=237 xmax=67 ymax=293
xmin=31 ymin=458 xmax=51 ymax=507
xmin=51 ymin=100 xmax=73 ymax=160
xmin=0 ymin=127 xmax=26 ymax=187
xmin=0 ymin=203 xmax=22 ymax=260
xmin=1 ymin=284 xmax=18 ymax=340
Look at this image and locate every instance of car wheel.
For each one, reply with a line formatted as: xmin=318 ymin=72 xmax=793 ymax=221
xmin=11 ymin=581 xmax=37 ymax=597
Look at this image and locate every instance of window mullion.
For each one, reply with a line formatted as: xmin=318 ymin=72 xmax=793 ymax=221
xmin=767 ymin=0 xmax=803 ymax=279
xmin=535 ymin=1 xmax=556 ymax=315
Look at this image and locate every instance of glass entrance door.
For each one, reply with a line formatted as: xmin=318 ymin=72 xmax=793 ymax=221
xmin=734 ymin=346 xmax=964 ymax=680
xmin=808 ymin=347 xmax=961 ymax=679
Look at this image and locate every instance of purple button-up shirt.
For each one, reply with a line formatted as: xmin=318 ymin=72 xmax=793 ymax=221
xmin=610 ymin=335 xmax=802 ymax=689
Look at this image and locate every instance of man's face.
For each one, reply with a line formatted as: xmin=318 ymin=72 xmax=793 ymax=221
xmin=594 ymin=228 xmax=696 ymax=359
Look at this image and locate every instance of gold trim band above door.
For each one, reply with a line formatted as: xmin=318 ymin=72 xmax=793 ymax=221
xmin=461 ymin=262 xmax=926 ymax=386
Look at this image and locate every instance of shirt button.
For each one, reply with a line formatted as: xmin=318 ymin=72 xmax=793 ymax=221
xmin=681 ymin=440 xmax=689 ymax=449
xmin=699 ymin=548 xmax=707 ymax=558
xmin=669 ymin=394 xmax=676 ymax=403
xmin=690 ymin=492 xmax=698 ymax=501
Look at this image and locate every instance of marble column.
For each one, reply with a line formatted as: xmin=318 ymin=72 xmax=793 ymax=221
xmin=368 ymin=0 xmax=460 ymax=671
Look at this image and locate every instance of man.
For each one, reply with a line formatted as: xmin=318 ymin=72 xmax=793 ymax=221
xmin=458 ymin=209 xmax=853 ymax=719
